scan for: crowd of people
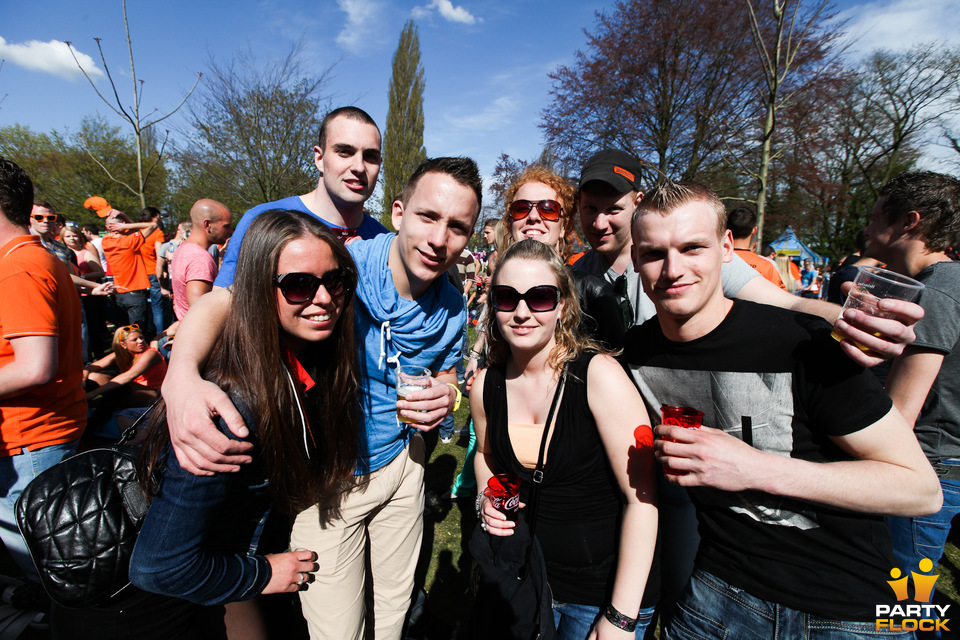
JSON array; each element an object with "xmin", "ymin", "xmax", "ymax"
[{"xmin": 0, "ymin": 103, "xmax": 958, "ymax": 640}]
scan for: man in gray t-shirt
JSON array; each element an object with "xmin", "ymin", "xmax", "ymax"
[
  {"xmin": 867, "ymin": 171, "xmax": 960, "ymax": 579},
  {"xmin": 572, "ymin": 149, "xmax": 848, "ymax": 338}
]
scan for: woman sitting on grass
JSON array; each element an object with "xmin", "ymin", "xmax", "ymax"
[{"xmin": 83, "ymin": 324, "xmax": 167, "ymax": 430}]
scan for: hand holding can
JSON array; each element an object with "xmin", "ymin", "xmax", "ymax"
[{"xmin": 485, "ymin": 473, "xmax": 521, "ymax": 522}]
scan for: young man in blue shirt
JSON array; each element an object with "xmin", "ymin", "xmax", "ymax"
[
  {"xmin": 216, "ymin": 106, "xmax": 389, "ymax": 286},
  {"xmin": 160, "ymin": 157, "xmax": 482, "ymax": 639}
]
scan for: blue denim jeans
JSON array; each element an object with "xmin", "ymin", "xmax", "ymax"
[
  {"xmin": 147, "ymin": 274, "xmax": 165, "ymax": 336},
  {"xmin": 0, "ymin": 441, "xmax": 79, "ymax": 581},
  {"xmin": 664, "ymin": 569, "xmax": 913, "ymax": 640},
  {"xmin": 552, "ymin": 601, "xmax": 655, "ymax": 640},
  {"xmin": 886, "ymin": 459, "xmax": 960, "ymax": 640}
]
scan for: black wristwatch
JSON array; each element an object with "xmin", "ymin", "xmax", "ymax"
[{"xmin": 603, "ymin": 604, "xmax": 638, "ymax": 632}]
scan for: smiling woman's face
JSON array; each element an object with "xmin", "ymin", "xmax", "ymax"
[
  {"xmin": 508, "ymin": 182, "xmax": 563, "ymax": 250},
  {"xmin": 493, "ymin": 257, "xmax": 562, "ymax": 357},
  {"xmin": 275, "ymin": 236, "xmax": 345, "ymax": 352}
]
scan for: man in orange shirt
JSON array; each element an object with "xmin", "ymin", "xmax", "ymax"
[
  {"xmin": 139, "ymin": 207, "xmax": 167, "ymax": 336},
  {"xmin": 101, "ymin": 210, "xmax": 158, "ymax": 332},
  {"xmin": 727, "ymin": 206, "xmax": 785, "ymax": 289},
  {"xmin": 0, "ymin": 157, "xmax": 86, "ymax": 581}
]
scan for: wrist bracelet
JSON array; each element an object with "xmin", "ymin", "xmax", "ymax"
[
  {"xmin": 603, "ymin": 604, "xmax": 638, "ymax": 632},
  {"xmin": 445, "ymin": 383, "xmax": 462, "ymax": 411},
  {"xmin": 475, "ymin": 491, "xmax": 485, "ymax": 518}
]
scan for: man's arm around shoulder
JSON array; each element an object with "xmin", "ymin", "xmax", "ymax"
[{"xmin": 161, "ymin": 288, "xmax": 252, "ymax": 475}]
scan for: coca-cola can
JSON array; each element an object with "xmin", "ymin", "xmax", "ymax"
[{"xmin": 486, "ymin": 473, "xmax": 521, "ymax": 521}]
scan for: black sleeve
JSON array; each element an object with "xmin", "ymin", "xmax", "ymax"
[{"xmin": 572, "ymin": 270, "xmax": 626, "ymax": 351}]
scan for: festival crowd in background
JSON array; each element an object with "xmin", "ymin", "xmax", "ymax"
[{"xmin": 0, "ymin": 104, "xmax": 958, "ymax": 640}]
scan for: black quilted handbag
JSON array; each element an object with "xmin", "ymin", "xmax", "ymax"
[{"xmin": 14, "ymin": 402, "xmax": 157, "ymax": 608}]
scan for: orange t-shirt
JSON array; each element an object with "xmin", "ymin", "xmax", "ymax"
[
  {"xmin": 140, "ymin": 228, "xmax": 165, "ymax": 275},
  {"xmin": 789, "ymin": 260, "xmax": 801, "ymax": 283},
  {"xmin": 102, "ymin": 232, "xmax": 150, "ymax": 292},
  {"xmin": 734, "ymin": 248, "xmax": 785, "ymax": 290},
  {"xmin": 132, "ymin": 348, "xmax": 167, "ymax": 390},
  {"xmin": 0, "ymin": 236, "xmax": 86, "ymax": 455}
]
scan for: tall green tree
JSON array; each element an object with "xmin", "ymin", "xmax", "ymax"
[{"xmin": 381, "ymin": 20, "xmax": 427, "ymax": 228}]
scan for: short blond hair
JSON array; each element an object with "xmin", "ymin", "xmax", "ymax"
[{"xmin": 633, "ymin": 181, "xmax": 727, "ymax": 238}]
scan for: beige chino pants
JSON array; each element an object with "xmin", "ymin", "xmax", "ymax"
[{"xmin": 291, "ymin": 434, "xmax": 425, "ymax": 640}]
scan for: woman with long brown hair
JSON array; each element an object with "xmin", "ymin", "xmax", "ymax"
[{"xmin": 127, "ymin": 210, "xmax": 360, "ymax": 634}]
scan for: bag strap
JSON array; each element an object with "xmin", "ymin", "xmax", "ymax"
[
  {"xmin": 116, "ymin": 397, "xmax": 162, "ymax": 446},
  {"xmin": 525, "ymin": 369, "xmax": 566, "ymax": 541}
]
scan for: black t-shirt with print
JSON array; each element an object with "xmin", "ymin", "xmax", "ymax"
[{"xmin": 624, "ymin": 300, "xmax": 897, "ymax": 621}]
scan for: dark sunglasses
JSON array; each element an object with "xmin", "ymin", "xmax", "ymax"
[
  {"xmin": 490, "ymin": 285, "xmax": 562, "ymax": 313},
  {"xmin": 508, "ymin": 199, "xmax": 563, "ymax": 222},
  {"xmin": 274, "ymin": 269, "xmax": 353, "ymax": 303},
  {"xmin": 31, "ymin": 214, "xmax": 57, "ymax": 222}
]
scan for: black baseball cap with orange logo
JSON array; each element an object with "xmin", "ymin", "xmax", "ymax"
[{"xmin": 578, "ymin": 149, "xmax": 643, "ymax": 194}]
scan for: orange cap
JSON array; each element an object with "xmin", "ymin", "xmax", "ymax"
[{"xmin": 83, "ymin": 196, "xmax": 113, "ymax": 217}]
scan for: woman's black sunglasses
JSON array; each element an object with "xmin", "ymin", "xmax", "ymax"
[
  {"xmin": 490, "ymin": 285, "xmax": 561, "ymax": 313},
  {"xmin": 274, "ymin": 269, "xmax": 353, "ymax": 303}
]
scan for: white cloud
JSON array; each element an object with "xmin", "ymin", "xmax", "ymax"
[
  {"xmin": 443, "ymin": 96, "xmax": 518, "ymax": 132},
  {"xmin": 336, "ymin": 0, "xmax": 384, "ymax": 54},
  {"xmin": 412, "ymin": 0, "xmax": 478, "ymax": 25},
  {"xmin": 836, "ymin": 0, "xmax": 960, "ymax": 59},
  {"xmin": 0, "ymin": 37, "xmax": 103, "ymax": 81}
]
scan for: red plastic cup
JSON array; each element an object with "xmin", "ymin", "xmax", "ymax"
[
  {"xmin": 661, "ymin": 406, "xmax": 703, "ymax": 475},
  {"xmin": 486, "ymin": 473, "xmax": 521, "ymax": 521}
]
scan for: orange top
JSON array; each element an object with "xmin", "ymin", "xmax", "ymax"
[
  {"xmin": 735, "ymin": 249, "xmax": 785, "ymax": 290},
  {"xmin": 789, "ymin": 260, "xmax": 801, "ymax": 283},
  {"xmin": 0, "ymin": 236, "xmax": 85, "ymax": 455},
  {"xmin": 102, "ymin": 232, "xmax": 150, "ymax": 292},
  {"xmin": 132, "ymin": 348, "xmax": 167, "ymax": 390},
  {"xmin": 140, "ymin": 228, "xmax": 165, "ymax": 274}
]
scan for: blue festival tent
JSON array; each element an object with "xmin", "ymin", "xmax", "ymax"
[{"xmin": 768, "ymin": 226, "xmax": 824, "ymax": 264}]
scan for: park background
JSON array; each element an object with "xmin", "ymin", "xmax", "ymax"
[
  {"xmin": 2, "ymin": 0, "xmax": 959, "ymax": 260},
  {"xmin": 1, "ymin": 1, "xmax": 960, "ymax": 637}
]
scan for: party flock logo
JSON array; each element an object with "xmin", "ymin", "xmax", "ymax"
[{"xmin": 875, "ymin": 557, "xmax": 950, "ymax": 633}]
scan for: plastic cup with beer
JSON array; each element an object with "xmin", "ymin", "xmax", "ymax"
[
  {"xmin": 661, "ymin": 406, "xmax": 704, "ymax": 476},
  {"xmin": 831, "ymin": 266, "xmax": 924, "ymax": 350},
  {"xmin": 485, "ymin": 473, "xmax": 521, "ymax": 521},
  {"xmin": 396, "ymin": 365, "xmax": 431, "ymax": 425}
]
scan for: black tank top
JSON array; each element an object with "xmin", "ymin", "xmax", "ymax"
[{"xmin": 484, "ymin": 352, "xmax": 623, "ymax": 605}]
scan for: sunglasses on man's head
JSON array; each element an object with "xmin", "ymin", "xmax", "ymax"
[
  {"xmin": 508, "ymin": 199, "xmax": 563, "ymax": 222},
  {"xmin": 31, "ymin": 214, "xmax": 57, "ymax": 222},
  {"xmin": 274, "ymin": 269, "xmax": 353, "ymax": 304},
  {"xmin": 490, "ymin": 285, "xmax": 562, "ymax": 313}
]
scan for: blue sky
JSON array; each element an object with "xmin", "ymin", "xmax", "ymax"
[{"xmin": 1, "ymin": 0, "xmax": 958, "ymax": 207}]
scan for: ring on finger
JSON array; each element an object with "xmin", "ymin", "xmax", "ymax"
[{"xmin": 296, "ymin": 573, "xmax": 305, "ymax": 586}]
